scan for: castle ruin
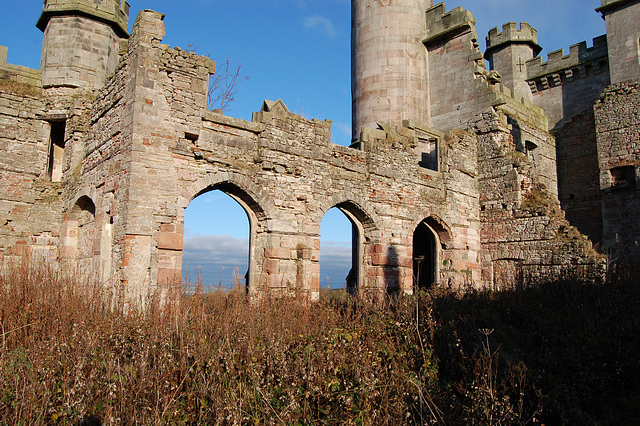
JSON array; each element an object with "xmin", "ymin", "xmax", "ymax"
[{"xmin": 1, "ymin": 0, "xmax": 638, "ymax": 304}]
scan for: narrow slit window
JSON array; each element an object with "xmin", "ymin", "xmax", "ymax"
[{"xmin": 48, "ymin": 121, "xmax": 66, "ymax": 182}]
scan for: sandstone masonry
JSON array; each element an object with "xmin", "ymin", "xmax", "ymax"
[{"xmin": 3, "ymin": 0, "xmax": 637, "ymax": 305}]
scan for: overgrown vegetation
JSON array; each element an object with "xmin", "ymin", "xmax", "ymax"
[{"xmin": 1, "ymin": 261, "xmax": 639, "ymax": 424}]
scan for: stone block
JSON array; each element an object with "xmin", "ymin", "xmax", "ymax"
[{"xmin": 157, "ymin": 232, "xmax": 183, "ymax": 250}]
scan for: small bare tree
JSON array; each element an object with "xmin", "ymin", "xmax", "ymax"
[
  {"xmin": 184, "ymin": 45, "xmax": 250, "ymax": 114},
  {"xmin": 208, "ymin": 56, "xmax": 251, "ymax": 113}
]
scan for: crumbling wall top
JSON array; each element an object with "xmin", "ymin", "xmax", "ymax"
[
  {"xmin": 424, "ymin": 2, "xmax": 476, "ymax": 46},
  {"xmin": 0, "ymin": 45, "xmax": 42, "ymax": 88},
  {"xmin": 36, "ymin": 0, "xmax": 130, "ymax": 38},
  {"xmin": 526, "ymin": 35, "xmax": 608, "ymax": 80},
  {"xmin": 129, "ymin": 9, "xmax": 165, "ymax": 47}
]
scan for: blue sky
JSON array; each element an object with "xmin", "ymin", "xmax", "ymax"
[{"xmin": 1, "ymin": 1, "xmax": 605, "ymax": 288}]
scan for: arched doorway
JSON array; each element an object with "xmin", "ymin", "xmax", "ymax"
[
  {"xmin": 413, "ymin": 220, "xmax": 437, "ymax": 290},
  {"xmin": 65, "ymin": 196, "xmax": 96, "ymax": 276},
  {"xmin": 182, "ymin": 187, "xmax": 252, "ymax": 292}
]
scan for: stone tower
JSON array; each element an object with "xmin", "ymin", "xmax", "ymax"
[
  {"xmin": 351, "ymin": 0, "xmax": 432, "ymax": 141},
  {"xmin": 36, "ymin": 0, "xmax": 130, "ymax": 89},
  {"xmin": 484, "ymin": 22, "xmax": 541, "ymax": 101},
  {"xmin": 596, "ymin": 0, "xmax": 640, "ymax": 84}
]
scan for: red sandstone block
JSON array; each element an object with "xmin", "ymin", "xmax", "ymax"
[
  {"xmin": 9, "ymin": 244, "xmax": 29, "ymax": 256},
  {"xmin": 263, "ymin": 259, "xmax": 279, "ymax": 274},
  {"xmin": 160, "ymin": 223, "xmax": 175, "ymax": 233},
  {"xmin": 371, "ymin": 254, "xmax": 388, "ymax": 266},
  {"xmin": 10, "ymin": 205, "xmax": 27, "ymax": 215},
  {"xmin": 264, "ymin": 247, "xmax": 290, "ymax": 259},
  {"xmin": 157, "ymin": 268, "xmax": 181, "ymax": 285},
  {"xmin": 264, "ymin": 273, "xmax": 286, "ymax": 287},
  {"xmin": 158, "ymin": 232, "xmax": 183, "ymax": 250},
  {"xmin": 397, "ymin": 256, "xmax": 412, "ymax": 268},
  {"xmin": 280, "ymin": 237, "xmax": 298, "ymax": 249},
  {"xmin": 309, "ymin": 249, "xmax": 320, "ymax": 262}
]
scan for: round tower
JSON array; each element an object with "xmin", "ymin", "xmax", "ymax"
[
  {"xmin": 485, "ymin": 22, "xmax": 541, "ymax": 101},
  {"xmin": 36, "ymin": 0, "xmax": 130, "ymax": 89},
  {"xmin": 351, "ymin": 0, "xmax": 432, "ymax": 141}
]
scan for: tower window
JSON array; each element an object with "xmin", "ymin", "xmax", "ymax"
[
  {"xmin": 47, "ymin": 121, "xmax": 66, "ymax": 182},
  {"xmin": 417, "ymin": 136, "xmax": 438, "ymax": 171}
]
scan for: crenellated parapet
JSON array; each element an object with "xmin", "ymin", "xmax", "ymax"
[
  {"xmin": 526, "ymin": 35, "xmax": 608, "ymax": 92},
  {"xmin": 423, "ymin": 2, "xmax": 476, "ymax": 46},
  {"xmin": 485, "ymin": 22, "xmax": 542, "ymax": 59},
  {"xmin": 0, "ymin": 46, "xmax": 42, "ymax": 88}
]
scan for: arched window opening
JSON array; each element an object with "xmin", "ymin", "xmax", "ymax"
[
  {"xmin": 413, "ymin": 220, "xmax": 437, "ymax": 291},
  {"xmin": 320, "ymin": 207, "xmax": 359, "ymax": 294},
  {"xmin": 182, "ymin": 189, "xmax": 250, "ymax": 293}
]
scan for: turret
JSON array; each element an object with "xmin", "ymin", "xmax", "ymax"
[
  {"xmin": 596, "ymin": 0, "xmax": 640, "ymax": 83},
  {"xmin": 485, "ymin": 22, "xmax": 542, "ymax": 101},
  {"xmin": 36, "ymin": 0, "xmax": 130, "ymax": 89},
  {"xmin": 351, "ymin": 0, "xmax": 433, "ymax": 141}
]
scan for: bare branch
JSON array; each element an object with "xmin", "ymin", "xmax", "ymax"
[{"xmin": 208, "ymin": 56, "xmax": 251, "ymax": 113}]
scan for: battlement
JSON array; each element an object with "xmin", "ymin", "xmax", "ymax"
[
  {"xmin": 526, "ymin": 35, "xmax": 608, "ymax": 80},
  {"xmin": 485, "ymin": 22, "xmax": 542, "ymax": 59},
  {"xmin": 0, "ymin": 46, "xmax": 42, "ymax": 88},
  {"xmin": 36, "ymin": 0, "xmax": 130, "ymax": 38},
  {"xmin": 424, "ymin": 2, "xmax": 476, "ymax": 46}
]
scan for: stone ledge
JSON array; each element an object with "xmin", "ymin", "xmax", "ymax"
[{"xmin": 202, "ymin": 110, "xmax": 266, "ymax": 134}]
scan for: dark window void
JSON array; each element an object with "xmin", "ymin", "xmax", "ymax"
[
  {"xmin": 48, "ymin": 121, "xmax": 66, "ymax": 182},
  {"xmin": 610, "ymin": 166, "xmax": 636, "ymax": 189},
  {"xmin": 417, "ymin": 137, "xmax": 438, "ymax": 171},
  {"xmin": 413, "ymin": 221, "xmax": 436, "ymax": 290}
]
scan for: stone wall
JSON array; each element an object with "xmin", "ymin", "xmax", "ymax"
[
  {"xmin": 0, "ymin": 61, "xmax": 61, "ymax": 262},
  {"xmin": 0, "ymin": 4, "xmax": 611, "ymax": 306},
  {"xmin": 594, "ymin": 81, "xmax": 640, "ymax": 261},
  {"xmin": 555, "ymin": 110, "xmax": 603, "ymax": 245},
  {"xmin": 475, "ymin": 109, "xmax": 602, "ymax": 288},
  {"xmin": 527, "ymin": 36, "xmax": 610, "ymax": 129}
]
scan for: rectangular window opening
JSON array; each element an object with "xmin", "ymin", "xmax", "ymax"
[
  {"xmin": 48, "ymin": 120, "xmax": 66, "ymax": 182},
  {"xmin": 417, "ymin": 136, "xmax": 438, "ymax": 171}
]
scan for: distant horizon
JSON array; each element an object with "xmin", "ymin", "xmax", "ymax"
[{"xmin": 0, "ymin": 0, "xmax": 606, "ymax": 288}]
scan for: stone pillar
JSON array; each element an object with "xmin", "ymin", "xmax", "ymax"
[
  {"xmin": 485, "ymin": 22, "xmax": 542, "ymax": 102},
  {"xmin": 351, "ymin": 0, "xmax": 432, "ymax": 141},
  {"xmin": 37, "ymin": 0, "xmax": 130, "ymax": 89}
]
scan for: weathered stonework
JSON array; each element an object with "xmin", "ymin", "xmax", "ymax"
[{"xmin": 6, "ymin": 0, "xmax": 639, "ymax": 305}]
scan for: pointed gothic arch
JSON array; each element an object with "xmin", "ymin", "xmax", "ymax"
[
  {"xmin": 178, "ymin": 173, "xmax": 274, "ymax": 292},
  {"xmin": 412, "ymin": 215, "xmax": 452, "ymax": 290}
]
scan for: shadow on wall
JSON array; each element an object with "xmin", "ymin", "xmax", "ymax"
[{"xmin": 384, "ymin": 246, "xmax": 400, "ymax": 293}]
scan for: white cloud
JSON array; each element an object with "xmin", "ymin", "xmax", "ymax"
[
  {"xmin": 182, "ymin": 234, "xmax": 249, "ymax": 286},
  {"xmin": 182, "ymin": 234, "xmax": 354, "ymax": 289},
  {"xmin": 304, "ymin": 15, "xmax": 338, "ymax": 38}
]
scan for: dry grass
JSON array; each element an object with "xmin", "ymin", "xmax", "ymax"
[{"xmin": 1, "ymin": 259, "xmax": 639, "ymax": 424}]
